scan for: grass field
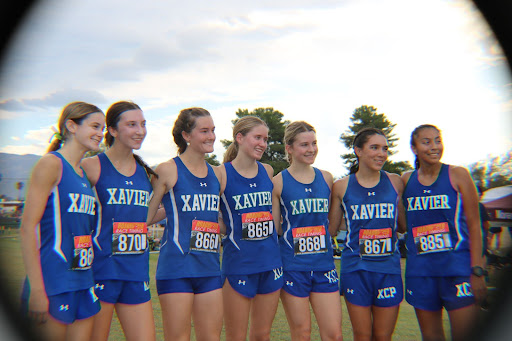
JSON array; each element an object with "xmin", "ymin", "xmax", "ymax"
[{"xmin": 0, "ymin": 231, "xmax": 483, "ymax": 340}]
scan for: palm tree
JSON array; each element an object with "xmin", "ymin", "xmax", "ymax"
[{"xmin": 15, "ymin": 181, "xmax": 24, "ymax": 201}]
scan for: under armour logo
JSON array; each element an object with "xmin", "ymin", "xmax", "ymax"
[
  {"xmin": 144, "ymin": 281, "xmax": 150, "ymax": 291},
  {"xmin": 273, "ymin": 267, "xmax": 283, "ymax": 280},
  {"xmin": 82, "ymin": 183, "xmax": 87, "ymax": 188},
  {"xmin": 347, "ymin": 288, "xmax": 354, "ymax": 294},
  {"xmin": 59, "ymin": 304, "xmax": 69, "ymax": 311},
  {"xmin": 305, "ymin": 188, "xmax": 312, "ymax": 192},
  {"xmin": 407, "ymin": 289, "xmax": 413, "ymax": 296},
  {"xmin": 95, "ymin": 283, "xmax": 104, "ymax": 290},
  {"xmin": 286, "ymin": 281, "xmax": 294, "ymax": 286},
  {"xmin": 250, "ymin": 183, "xmax": 257, "ymax": 188},
  {"xmin": 125, "ymin": 181, "xmax": 133, "ymax": 185},
  {"xmin": 238, "ymin": 280, "xmax": 246, "ymax": 286},
  {"xmin": 200, "ymin": 182, "xmax": 207, "ymax": 187},
  {"xmin": 368, "ymin": 192, "xmax": 375, "ymax": 196},
  {"xmin": 423, "ymin": 189, "xmax": 431, "ymax": 194}
]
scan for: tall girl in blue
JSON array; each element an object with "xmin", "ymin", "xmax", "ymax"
[
  {"xmin": 273, "ymin": 121, "xmax": 343, "ymax": 341},
  {"xmin": 20, "ymin": 102, "xmax": 104, "ymax": 341},
  {"xmin": 220, "ymin": 116, "xmax": 283, "ymax": 341},
  {"xmin": 81, "ymin": 101, "xmax": 157, "ymax": 341},
  {"xmin": 402, "ymin": 125, "xmax": 485, "ymax": 341},
  {"xmin": 329, "ymin": 127, "xmax": 406, "ymax": 341},
  {"xmin": 146, "ymin": 108, "xmax": 223, "ymax": 341}
]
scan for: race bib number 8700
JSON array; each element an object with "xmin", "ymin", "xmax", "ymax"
[
  {"xmin": 112, "ymin": 222, "xmax": 148, "ymax": 255},
  {"xmin": 241, "ymin": 211, "xmax": 274, "ymax": 240},
  {"xmin": 413, "ymin": 222, "xmax": 452, "ymax": 255}
]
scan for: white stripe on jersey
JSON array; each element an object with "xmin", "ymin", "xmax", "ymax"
[
  {"xmin": 169, "ymin": 189, "xmax": 184, "ymax": 254},
  {"xmin": 454, "ymin": 193, "xmax": 463, "ymax": 250},
  {"xmin": 52, "ymin": 187, "xmax": 67, "ymax": 262},
  {"xmin": 341, "ymin": 200, "xmax": 354, "ymax": 252},
  {"xmin": 221, "ymin": 193, "xmax": 240, "ymax": 250},
  {"xmin": 280, "ymin": 197, "xmax": 293, "ymax": 249},
  {"xmin": 92, "ymin": 187, "xmax": 103, "ymax": 250}
]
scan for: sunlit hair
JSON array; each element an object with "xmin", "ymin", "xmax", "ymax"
[
  {"xmin": 172, "ymin": 107, "xmax": 211, "ymax": 155},
  {"xmin": 105, "ymin": 101, "xmax": 141, "ymax": 147},
  {"xmin": 410, "ymin": 124, "xmax": 441, "ymax": 170},
  {"xmin": 47, "ymin": 102, "xmax": 103, "ymax": 153},
  {"xmin": 223, "ymin": 116, "xmax": 268, "ymax": 163},
  {"xmin": 284, "ymin": 121, "xmax": 316, "ymax": 164},
  {"xmin": 350, "ymin": 127, "xmax": 387, "ymax": 174},
  {"xmin": 104, "ymin": 100, "xmax": 158, "ymax": 178}
]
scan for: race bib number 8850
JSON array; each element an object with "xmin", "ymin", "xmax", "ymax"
[
  {"xmin": 241, "ymin": 211, "xmax": 274, "ymax": 240},
  {"xmin": 413, "ymin": 222, "xmax": 452, "ymax": 255}
]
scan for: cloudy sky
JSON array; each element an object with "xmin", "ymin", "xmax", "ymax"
[{"xmin": 0, "ymin": 0, "xmax": 510, "ymax": 178}]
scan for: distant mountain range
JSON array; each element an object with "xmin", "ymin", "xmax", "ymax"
[{"xmin": 0, "ymin": 153, "xmax": 41, "ymax": 200}]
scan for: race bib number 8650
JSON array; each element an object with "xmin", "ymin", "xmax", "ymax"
[{"xmin": 241, "ymin": 211, "xmax": 274, "ymax": 240}]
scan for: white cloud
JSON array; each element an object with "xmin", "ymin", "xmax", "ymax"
[{"xmin": 0, "ymin": 0, "xmax": 510, "ymax": 178}]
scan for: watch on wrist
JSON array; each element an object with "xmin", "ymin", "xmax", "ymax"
[{"xmin": 471, "ymin": 266, "xmax": 488, "ymax": 277}]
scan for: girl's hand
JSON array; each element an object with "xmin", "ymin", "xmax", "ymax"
[{"xmin": 27, "ymin": 288, "xmax": 49, "ymax": 324}]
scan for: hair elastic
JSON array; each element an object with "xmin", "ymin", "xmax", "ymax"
[{"xmin": 49, "ymin": 126, "xmax": 63, "ymax": 143}]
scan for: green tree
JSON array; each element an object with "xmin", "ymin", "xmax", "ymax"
[
  {"xmin": 84, "ymin": 142, "xmax": 107, "ymax": 158},
  {"xmin": 339, "ymin": 105, "xmax": 412, "ymax": 175},
  {"xmin": 469, "ymin": 150, "xmax": 512, "ymax": 192},
  {"xmin": 221, "ymin": 108, "xmax": 290, "ymax": 174},
  {"xmin": 205, "ymin": 153, "xmax": 220, "ymax": 166}
]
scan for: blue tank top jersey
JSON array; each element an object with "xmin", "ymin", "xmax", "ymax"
[
  {"xmin": 403, "ymin": 164, "xmax": 471, "ymax": 277},
  {"xmin": 279, "ymin": 168, "xmax": 335, "ymax": 271},
  {"xmin": 38, "ymin": 152, "xmax": 96, "ymax": 296},
  {"xmin": 341, "ymin": 171, "xmax": 401, "ymax": 275},
  {"xmin": 220, "ymin": 162, "xmax": 282, "ymax": 275},
  {"xmin": 92, "ymin": 153, "xmax": 152, "ymax": 281},
  {"xmin": 156, "ymin": 157, "xmax": 221, "ymax": 280}
]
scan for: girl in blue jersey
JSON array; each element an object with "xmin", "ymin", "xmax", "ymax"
[
  {"xmin": 402, "ymin": 124, "xmax": 486, "ymax": 341},
  {"xmin": 220, "ymin": 115, "xmax": 283, "ymax": 341},
  {"xmin": 146, "ymin": 108, "xmax": 223, "ymax": 341},
  {"xmin": 81, "ymin": 101, "xmax": 157, "ymax": 341},
  {"xmin": 20, "ymin": 102, "xmax": 104, "ymax": 341},
  {"xmin": 329, "ymin": 127, "xmax": 406, "ymax": 341},
  {"xmin": 273, "ymin": 121, "xmax": 343, "ymax": 341}
]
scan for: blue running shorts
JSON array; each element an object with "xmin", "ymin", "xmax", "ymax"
[
  {"xmin": 225, "ymin": 267, "xmax": 284, "ymax": 298},
  {"xmin": 341, "ymin": 270, "xmax": 403, "ymax": 308},
  {"xmin": 406, "ymin": 276, "xmax": 475, "ymax": 311},
  {"xmin": 282, "ymin": 269, "xmax": 339, "ymax": 297}
]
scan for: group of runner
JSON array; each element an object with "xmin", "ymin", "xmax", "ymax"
[{"xmin": 20, "ymin": 101, "xmax": 486, "ymax": 341}]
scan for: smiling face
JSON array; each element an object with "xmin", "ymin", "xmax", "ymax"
[
  {"xmin": 355, "ymin": 133, "xmax": 389, "ymax": 171},
  {"xmin": 287, "ymin": 130, "xmax": 318, "ymax": 165},
  {"xmin": 412, "ymin": 127, "xmax": 443, "ymax": 165},
  {"xmin": 109, "ymin": 109, "xmax": 147, "ymax": 150},
  {"xmin": 237, "ymin": 123, "xmax": 268, "ymax": 160},
  {"xmin": 182, "ymin": 115, "xmax": 216, "ymax": 154},
  {"xmin": 69, "ymin": 112, "xmax": 105, "ymax": 151}
]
